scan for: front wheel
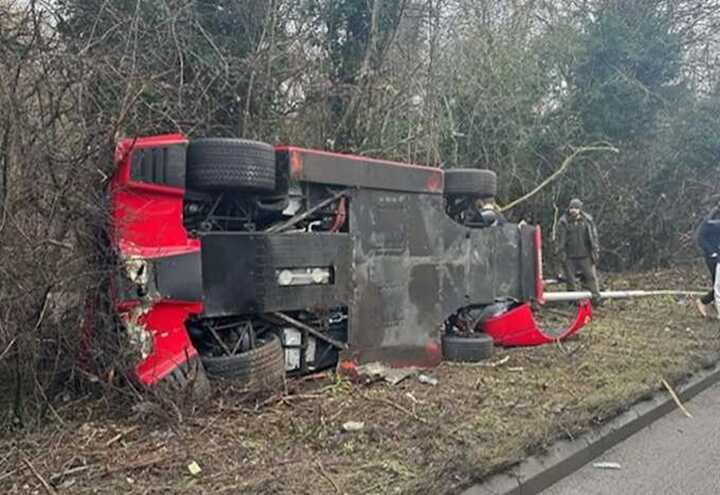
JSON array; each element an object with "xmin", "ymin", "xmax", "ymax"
[{"xmin": 200, "ymin": 334, "xmax": 285, "ymax": 390}]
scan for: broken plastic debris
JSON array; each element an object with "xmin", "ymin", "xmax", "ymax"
[
  {"xmin": 187, "ymin": 461, "xmax": 202, "ymax": 475},
  {"xmin": 342, "ymin": 421, "xmax": 365, "ymax": 432},
  {"xmin": 417, "ymin": 374, "xmax": 438, "ymax": 386},
  {"xmin": 592, "ymin": 462, "xmax": 621, "ymax": 470},
  {"xmin": 355, "ymin": 362, "xmax": 417, "ymax": 385}
]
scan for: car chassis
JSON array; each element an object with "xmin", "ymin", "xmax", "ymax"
[{"xmin": 108, "ymin": 133, "xmax": 589, "ymax": 390}]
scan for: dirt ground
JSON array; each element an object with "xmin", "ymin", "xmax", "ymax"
[{"xmin": 2, "ymin": 266, "xmax": 719, "ymax": 494}]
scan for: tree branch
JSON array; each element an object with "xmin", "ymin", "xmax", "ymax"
[{"xmin": 500, "ymin": 144, "xmax": 619, "ymax": 212}]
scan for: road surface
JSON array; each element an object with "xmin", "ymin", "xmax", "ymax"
[{"xmin": 542, "ymin": 383, "xmax": 720, "ymax": 495}]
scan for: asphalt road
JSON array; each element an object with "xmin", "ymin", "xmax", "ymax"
[{"xmin": 542, "ymin": 383, "xmax": 720, "ymax": 495}]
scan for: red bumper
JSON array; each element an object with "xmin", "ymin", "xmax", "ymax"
[
  {"xmin": 111, "ymin": 133, "xmax": 202, "ymax": 386},
  {"xmin": 481, "ymin": 301, "xmax": 592, "ymax": 346}
]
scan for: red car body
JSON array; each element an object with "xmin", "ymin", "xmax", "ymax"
[{"xmin": 108, "ymin": 134, "xmax": 590, "ymax": 387}]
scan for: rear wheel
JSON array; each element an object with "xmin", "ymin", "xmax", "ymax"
[
  {"xmin": 186, "ymin": 138, "xmax": 276, "ymax": 192},
  {"xmin": 444, "ymin": 168, "xmax": 497, "ymax": 197},
  {"xmin": 442, "ymin": 333, "xmax": 495, "ymax": 362}
]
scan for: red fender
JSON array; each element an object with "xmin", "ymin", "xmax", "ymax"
[
  {"xmin": 110, "ymin": 133, "xmax": 202, "ymax": 386},
  {"xmin": 481, "ymin": 300, "xmax": 592, "ymax": 347}
]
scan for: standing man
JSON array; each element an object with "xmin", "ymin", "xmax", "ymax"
[
  {"xmin": 695, "ymin": 204, "xmax": 720, "ymax": 318},
  {"xmin": 556, "ymin": 198, "xmax": 603, "ymax": 305}
]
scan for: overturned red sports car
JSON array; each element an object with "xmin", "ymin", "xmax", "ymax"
[{"xmin": 107, "ymin": 134, "xmax": 590, "ymax": 392}]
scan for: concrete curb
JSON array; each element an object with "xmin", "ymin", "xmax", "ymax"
[{"xmin": 461, "ymin": 365, "xmax": 720, "ymax": 495}]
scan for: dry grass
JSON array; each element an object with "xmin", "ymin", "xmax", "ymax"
[{"xmin": 1, "ymin": 266, "xmax": 719, "ymax": 494}]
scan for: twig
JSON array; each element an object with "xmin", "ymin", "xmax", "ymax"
[
  {"xmin": 49, "ymin": 464, "xmax": 93, "ymax": 482},
  {"xmin": 0, "ymin": 336, "xmax": 17, "ymax": 361},
  {"xmin": 46, "ymin": 239, "xmax": 73, "ymax": 250},
  {"xmin": 104, "ymin": 454, "xmax": 165, "ymax": 474},
  {"xmin": 315, "ymin": 461, "xmax": 340, "ymax": 493},
  {"xmin": 105, "ymin": 425, "xmax": 140, "ymax": 446},
  {"xmin": 661, "ymin": 378, "xmax": 693, "ymax": 418},
  {"xmin": 361, "ymin": 393, "xmax": 428, "ymax": 424},
  {"xmin": 23, "ymin": 457, "xmax": 57, "ymax": 495},
  {"xmin": 0, "ymin": 469, "xmax": 18, "ymax": 482}
]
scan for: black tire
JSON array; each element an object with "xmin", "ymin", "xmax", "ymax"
[
  {"xmin": 444, "ymin": 168, "xmax": 497, "ymax": 197},
  {"xmin": 154, "ymin": 356, "xmax": 212, "ymax": 401},
  {"xmin": 200, "ymin": 334, "xmax": 285, "ymax": 389},
  {"xmin": 442, "ymin": 333, "xmax": 495, "ymax": 362},
  {"xmin": 186, "ymin": 138, "xmax": 276, "ymax": 192}
]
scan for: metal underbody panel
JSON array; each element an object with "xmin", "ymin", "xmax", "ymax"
[
  {"xmin": 345, "ymin": 189, "xmax": 536, "ymax": 366},
  {"xmin": 201, "ymin": 232, "xmax": 352, "ymax": 317},
  {"xmin": 200, "ymin": 187, "xmax": 537, "ymax": 368}
]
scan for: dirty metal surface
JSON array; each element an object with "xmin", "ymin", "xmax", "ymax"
[
  {"xmin": 276, "ymin": 147, "xmax": 444, "ymax": 194},
  {"xmin": 198, "ymin": 188, "xmax": 536, "ymax": 368},
  {"xmin": 345, "ymin": 189, "xmax": 536, "ymax": 367},
  {"xmin": 200, "ymin": 232, "xmax": 352, "ymax": 317}
]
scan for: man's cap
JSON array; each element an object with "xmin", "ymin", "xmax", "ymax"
[{"xmin": 569, "ymin": 198, "xmax": 583, "ymax": 209}]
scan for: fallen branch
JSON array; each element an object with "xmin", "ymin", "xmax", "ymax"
[
  {"xmin": 49, "ymin": 464, "xmax": 93, "ymax": 482},
  {"xmin": 105, "ymin": 425, "xmax": 140, "ymax": 447},
  {"xmin": 501, "ymin": 144, "xmax": 619, "ymax": 212},
  {"xmin": 661, "ymin": 378, "xmax": 692, "ymax": 418},
  {"xmin": 23, "ymin": 457, "xmax": 57, "ymax": 495},
  {"xmin": 104, "ymin": 454, "xmax": 166, "ymax": 474},
  {"xmin": 315, "ymin": 460, "xmax": 340, "ymax": 493},
  {"xmin": 360, "ymin": 393, "xmax": 428, "ymax": 424}
]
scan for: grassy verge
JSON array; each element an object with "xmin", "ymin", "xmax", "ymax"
[{"xmin": 1, "ymin": 268, "xmax": 718, "ymax": 494}]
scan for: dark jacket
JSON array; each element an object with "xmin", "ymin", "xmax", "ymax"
[
  {"xmin": 556, "ymin": 211, "xmax": 600, "ymax": 261},
  {"xmin": 697, "ymin": 206, "xmax": 720, "ymax": 256}
]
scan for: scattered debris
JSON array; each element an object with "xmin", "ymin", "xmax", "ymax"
[
  {"xmin": 405, "ymin": 392, "xmax": 422, "ymax": 404},
  {"xmin": 592, "ymin": 462, "xmax": 622, "ymax": 470},
  {"xmin": 342, "ymin": 421, "xmax": 365, "ymax": 432},
  {"xmin": 355, "ymin": 362, "xmax": 418, "ymax": 385},
  {"xmin": 417, "ymin": 374, "xmax": 438, "ymax": 386},
  {"xmin": 106, "ymin": 426, "xmax": 140, "ymax": 447},
  {"xmin": 446, "ymin": 355, "xmax": 511, "ymax": 368},
  {"xmin": 187, "ymin": 461, "xmax": 202, "ymax": 476},
  {"xmin": 131, "ymin": 402, "xmax": 159, "ymax": 415},
  {"xmin": 2, "ymin": 269, "xmax": 718, "ymax": 495},
  {"xmin": 59, "ymin": 479, "xmax": 76, "ymax": 490},
  {"xmin": 490, "ymin": 355, "xmax": 511, "ymax": 367}
]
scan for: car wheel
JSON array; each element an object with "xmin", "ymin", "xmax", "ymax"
[
  {"xmin": 444, "ymin": 168, "xmax": 497, "ymax": 197},
  {"xmin": 442, "ymin": 333, "xmax": 495, "ymax": 362},
  {"xmin": 155, "ymin": 356, "xmax": 212, "ymax": 400},
  {"xmin": 186, "ymin": 138, "xmax": 276, "ymax": 192},
  {"xmin": 200, "ymin": 334, "xmax": 285, "ymax": 390}
]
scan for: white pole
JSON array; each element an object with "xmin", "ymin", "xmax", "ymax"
[{"xmin": 543, "ymin": 289, "xmax": 705, "ymax": 302}]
